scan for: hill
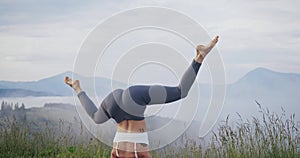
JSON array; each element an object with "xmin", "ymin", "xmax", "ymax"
[{"xmin": 0, "ymin": 71, "xmax": 125, "ymax": 97}]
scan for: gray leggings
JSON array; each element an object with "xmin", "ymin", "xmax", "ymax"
[{"xmin": 77, "ymin": 59, "xmax": 201, "ymax": 124}]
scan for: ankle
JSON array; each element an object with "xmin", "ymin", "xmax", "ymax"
[
  {"xmin": 195, "ymin": 54, "xmax": 204, "ymax": 63},
  {"xmin": 74, "ymin": 88, "xmax": 82, "ymax": 94}
]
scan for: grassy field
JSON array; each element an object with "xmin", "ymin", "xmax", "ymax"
[{"xmin": 0, "ymin": 105, "xmax": 299, "ymax": 158}]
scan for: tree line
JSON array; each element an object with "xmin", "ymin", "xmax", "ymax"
[{"xmin": 1, "ymin": 101, "xmax": 26, "ymax": 112}]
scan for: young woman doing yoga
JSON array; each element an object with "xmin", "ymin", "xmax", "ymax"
[{"xmin": 65, "ymin": 36, "xmax": 219, "ymax": 158}]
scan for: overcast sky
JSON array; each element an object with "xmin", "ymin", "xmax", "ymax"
[{"xmin": 0, "ymin": 0, "xmax": 299, "ymax": 83}]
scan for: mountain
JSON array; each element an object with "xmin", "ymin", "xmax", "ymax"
[
  {"xmin": 1, "ymin": 67, "xmax": 299, "ymax": 140},
  {"xmin": 0, "ymin": 68, "xmax": 299, "ymax": 121},
  {"xmin": 232, "ymin": 67, "xmax": 300, "ymax": 93},
  {"xmin": 0, "ymin": 71, "xmax": 74, "ymax": 97},
  {"xmin": 228, "ymin": 67, "xmax": 300, "ymax": 103},
  {"xmin": 0, "ymin": 71, "xmax": 125, "ymax": 97},
  {"xmin": 220, "ymin": 67, "xmax": 300, "ymax": 120}
]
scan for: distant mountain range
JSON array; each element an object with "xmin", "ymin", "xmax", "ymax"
[
  {"xmin": 0, "ymin": 67, "xmax": 299, "ymax": 120},
  {"xmin": 0, "ymin": 71, "xmax": 125, "ymax": 97},
  {"xmin": 0, "ymin": 67, "xmax": 299, "ymax": 141},
  {"xmin": 222, "ymin": 67, "xmax": 300, "ymax": 120},
  {"xmin": 0, "ymin": 71, "xmax": 74, "ymax": 97},
  {"xmin": 1, "ymin": 68, "xmax": 299, "ymax": 98}
]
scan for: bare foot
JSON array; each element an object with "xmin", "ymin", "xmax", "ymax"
[
  {"xmin": 65, "ymin": 76, "xmax": 82, "ymax": 94},
  {"xmin": 195, "ymin": 36, "xmax": 219, "ymax": 63}
]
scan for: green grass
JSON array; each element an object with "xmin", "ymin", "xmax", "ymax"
[
  {"xmin": 0, "ymin": 105, "xmax": 299, "ymax": 158},
  {"xmin": 206, "ymin": 105, "xmax": 300, "ymax": 158},
  {"xmin": 0, "ymin": 115, "xmax": 112, "ymax": 158}
]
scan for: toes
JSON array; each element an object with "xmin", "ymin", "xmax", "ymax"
[
  {"xmin": 65, "ymin": 76, "xmax": 73, "ymax": 87},
  {"xmin": 65, "ymin": 76, "xmax": 71, "ymax": 83},
  {"xmin": 213, "ymin": 36, "xmax": 219, "ymax": 43}
]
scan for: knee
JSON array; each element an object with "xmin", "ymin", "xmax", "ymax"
[
  {"xmin": 178, "ymin": 87, "xmax": 188, "ymax": 99},
  {"xmin": 181, "ymin": 91, "xmax": 188, "ymax": 99},
  {"xmin": 92, "ymin": 116, "xmax": 106, "ymax": 124},
  {"xmin": 172, "ymin": 86, "xmax": 188, "ymax": 100},
  {"xmin": 92, "ymin": 112, "xmax": 109, "ymax": 124},
  {"xmin": 93, "ymin": 119, "xmax": 106, "ymax": 124}
]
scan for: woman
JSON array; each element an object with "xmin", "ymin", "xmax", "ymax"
[{"xmin": 65, "ymin": 36, "xmax": 219, "ymax": 158}]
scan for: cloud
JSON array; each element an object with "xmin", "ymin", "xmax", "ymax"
[{"xmin": 0, "ymin": 0, "xmax": 299, "ymax": 83}]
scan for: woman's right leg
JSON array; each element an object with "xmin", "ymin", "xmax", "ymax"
[
  {"xmin": 77, "ymin": 91, "xmax": 109, "ymax": 124},
  {"xmin": 65, "ymin": 77, "xmax": 109, "ymax": 124}
]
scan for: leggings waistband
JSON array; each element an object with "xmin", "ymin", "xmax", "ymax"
[
  {"xmin": 113, "ymin": 132, "xmax": 149, "ymax": 144},
  {"xmin": 113, "ymin": 132, "xmax": 149, "ymax": 158}
]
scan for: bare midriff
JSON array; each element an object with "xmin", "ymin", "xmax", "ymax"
[{"xmin": 117, "ymin": 119, "xmax": 147, "ymax": 133}]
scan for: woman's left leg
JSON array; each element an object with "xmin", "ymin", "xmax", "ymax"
[
  {"xmin": 122, "ymin": 36, "xmax": 218, "ymax": 107},
  {"xmin": 124, "ymin": 59, "xmax": 201, "ymax": 107}
]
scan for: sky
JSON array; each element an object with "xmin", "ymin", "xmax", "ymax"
[{"xmin": 0, "ymin": 0, "xmax": 300, "ymax": 83}]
